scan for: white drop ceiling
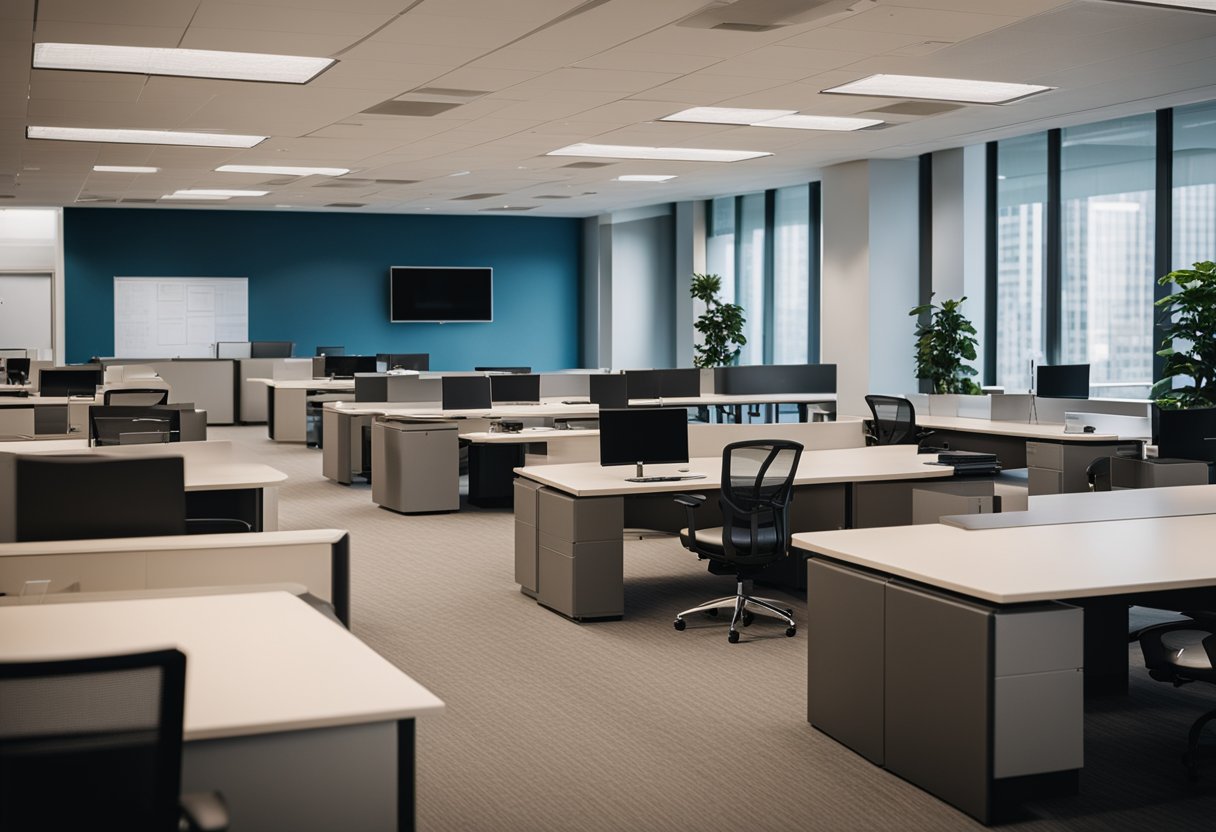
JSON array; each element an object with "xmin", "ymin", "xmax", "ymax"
[{"xmin": 3, "ymin": 0, "xmax": 1216, "ymax": 217}]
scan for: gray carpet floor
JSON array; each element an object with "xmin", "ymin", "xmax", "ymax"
[{"xmin": 217, "ymin": 426, "xmax": 1216, "ymax": 831}]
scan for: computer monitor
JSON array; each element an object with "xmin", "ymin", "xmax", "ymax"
[
  {"xmin": 1036, "ymin": 364, "xmax": 1089, "ymax": 399},
  {"xmin": 324, "ymin": 355, "xmax": 376, "ymax": 378},
  {"xmin": 1156, "ymin": 407, "xmax": 1216, "ymax": 466},
  {"xmin": 250, "ymin": 341, "xmax": 294, "ymax": 358},
  {"xmin": 316, "ymin": 345, "xmax": 345, "ymax": 356},
  {"xmin": 475, "ymin": 366, "xmax": 531, "ymax": 374},
  {"xmin": 624, "ymin": 370, "xmax": 661, "ymax": 400},
  {"xmin": 442, "ymin": 376, "xmax": 492, "ymax": 410},
  {"xmin": 656, "ymin": 368, "xmax": 701, "ymax": 398},
  {"xmin": 377, "ymin": 353, "xmax": 430, "ymax": 372},
  {"xmin": 598, "ymin": 407, "xmax": 689, "ymax": 479},
  {"xmin": 215, "ymin": 341, "xmax": 251, "ymax": 359},
  {"xmin": 89, "ymin": 405, "xmax": 180, "ymax": 446},
  {"xmin": 38, "ymin": 367, "xmax": 103, "ymax": 397},
  {"xmin": 5, "ymin": 357, "xmax": 30, "ymax": 384},
  {"xmin": 589, "ymin": 374, "xmax": 628, "ymax": 409},
  {"xmin": 490, "ymin": 373, "xmax": 540, "ymax": 404}
]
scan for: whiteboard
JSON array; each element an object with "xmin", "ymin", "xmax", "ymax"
[{"xmin": 114, "ymin": 277, "xmax": 248, "ymax": 358}]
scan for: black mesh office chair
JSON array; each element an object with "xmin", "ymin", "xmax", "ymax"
[
  {"xmin": 103, "ymin": 387, "xmax": 170, "ymax": 406},
  {"xmin": 0, "ymin": 649, "xmax": 228, "ymax": 831},
  {"xmin": 864, "ymin": 394, "xmax": 935, "ymax": 447},
  {"xmin": 673, "ymin": 439, "xmax": 803, "ymax": 643},
  {"xmin": 1139, "ymin": 613, "xmax": 1216, "ymax": 779}
]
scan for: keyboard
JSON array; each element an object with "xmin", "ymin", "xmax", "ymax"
[{"xmin": 626, "ymin": 474, "xmax": 707, "ymax": 483}]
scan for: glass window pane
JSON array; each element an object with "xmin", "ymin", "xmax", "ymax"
[
  {"xmin": 737, "ymin": 192, "xmax": 766, "ymax": 365},
  {"xmin": 706, "ymin": 197, "xmax": 736, "ymax": 302},
  {"xmin": 1060, "ymin": 114, "xmax": 1156, "ymax": 397},
  {"xmin": 1174, "ymin": 100, "xmax": 1216, "ymax": 271},
  {"xmin": 995, "ymin": 133, "xmax": 1048, "ymax": 393},
  {"xmin": 773, "ymin": 185, "xmax": 809, "ymax": 365}
]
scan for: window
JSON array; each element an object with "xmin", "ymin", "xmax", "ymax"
[
  {"xmin": 773, "ymin": 185, "xmax": 810, "ymax": 364},
  {"xmin": 1060, "ymin": 114, "xmax": 1156, "ymax": 397},
  {"xmin": 736, "ymin": 193, "xmax": 766, "ymax": 365},
  {"xmin": 1174, "ymin": 101, "xmax": 1216, "ymax": 271},
  {"xmin": 706, "ymin": 197, "xmax": 736, "ymax": 301},
  {"xmin": 994, "ymin": 133, "xmax": 1048, "ymax": 393}
]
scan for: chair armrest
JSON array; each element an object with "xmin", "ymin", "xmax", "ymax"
[
  {"xmin": 673, "ymin": 493, "xmax": 706, "ymax": 508},
  {"xmin": 186, "ymin": 518, "xmax": 254, "ymax": 535},
  {"xmin": 180, "ymin": 792, "xmax": 229, "ymax": 832}
]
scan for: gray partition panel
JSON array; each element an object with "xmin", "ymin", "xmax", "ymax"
[{"xmin": 713, "ymin": 363, "xmax": 837, "ymax": 395}]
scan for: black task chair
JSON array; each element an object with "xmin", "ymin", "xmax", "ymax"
[
  {"xmin": 673, "ymin": 439, "xmax": 803, "ymax": 643},
  {"xmin": 103, "ymin": 387, "xmax": 170, "ymax": 406},
  {"xmin": 864, "ymin": 394, "xmax": 935, "ymax": 448},
  {"xmin": 0, "ymin": 649, "xmax": 228, "ymax": 831},
  {"xmin": 1138, "ymin": 613, "xmax": 1216, "ymax": 780}
]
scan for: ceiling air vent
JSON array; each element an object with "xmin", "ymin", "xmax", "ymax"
[
  {"xmin": 325, "ymin": 203, "xmax": 366, "ymax": 208},
  {"xmin": 452, "ymin": 193, "xmax": 504, "ymax": 201},
  {"xmin": 481, "ymin": 206, "xmax": 535, "ymax": 212},
  {"xmin": 560, "ymin": 161, "xmax": 612, "ymax": 169},
  {"xmin": 535, "ymin": 195, "xmax": 573, "ymax": 199},
  {"xmin": 362, "ymin": 100, "xmax": 462, "ymax": 117},
  {"xmin": 863, "ymin": 101, "xmax": 963, "ymax": 117},
  {"xmin": 678, "ymin": 0, "xmax": 877, "ymax": 30}
]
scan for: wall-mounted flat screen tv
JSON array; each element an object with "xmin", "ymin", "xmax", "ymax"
[{"xmin": 390, "ymin": 266, "xmax": 493, "ymax": 323}]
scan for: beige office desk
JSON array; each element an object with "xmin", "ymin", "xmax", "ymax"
[
  {"xmin": 0, "ymin": 393, "xmax": 97, "ymax": 435},
  {"xmin": 512, "ymin": 446, "xmax": 993, "ymax": 620},
  {"xmin": 792, "ymin": 516, "xmax": 1216, "ymax": 824},
  {"xmin": 0, "ymin": 439, "xmax": 287, "ymax": 530},
  {"xmin": 941, "ymin": 483, "xmax": 1216, "ymax": 530},
  {"xmin": 0, "ymin": 591, "xmax": 443, "ymax": 831},
  {"xmin": 249, "ymin": 378, "xmax": 356, "ymax": 443}
]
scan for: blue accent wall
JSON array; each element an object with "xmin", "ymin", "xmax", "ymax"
[{"xmin": 64, "ymin": 207, "xmax": 582, "ymax": 369}]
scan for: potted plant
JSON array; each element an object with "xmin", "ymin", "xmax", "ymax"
[
  {"xmin": 690, "ymin": 273, "xmax": 746, "ymax": 368},
  {"xmin": 1152, "ymin": 260, "xmax": 1216, "ymax": 409},
  {"xmin": 909, "ymin": 294, "xmax": 982, "ymax": 394}
]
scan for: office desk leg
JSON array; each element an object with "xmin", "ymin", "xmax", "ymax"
[
  {"xmin": 266, "ymin": 388, "xmax": 276, "ymax": 439},
  {"xmin": 1073, "ymin": 599, "xmax": 1130, "ymax": 697},
  {"xmin": 399, "ymin": 719, "xmax": 416, "ymax": 832}
]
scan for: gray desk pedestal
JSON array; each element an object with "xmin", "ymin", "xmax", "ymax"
[
  {"xmin": 371, "ymin": 419, "xmax": 458, "ymax": 514},
  {"xmin": 807, "ymin": 558, "xmax": 1083, "ymax": 824}
]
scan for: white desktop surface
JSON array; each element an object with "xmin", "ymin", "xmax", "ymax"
[
  {"xmin": 516, "ymin": 445, "xmax": 951, "ymax": 497},
  {"xmin": 916, "ymin": 414, "xmax": 1133, "ymax": 441},
  {"xmin": 0, "ymin": 591, "xmax": 444, "ymax": 741},
  {"xmin": 793, "ymin": 513, "xmax": 1216, "ymax": 604},
  {"xmin": 460, "ymin": 427, "xmax": 599, "ymax": 443},
  {"xmin": 0, "ymin": 395, "xmax": 91, "ymax": 407},
  {"xmin": 248, "ymin": 378, "xmax": 356, "ymax": 391},
  {"xmin": 942, "ymin": 484, "xmax": 1216, "ymax": 530}
]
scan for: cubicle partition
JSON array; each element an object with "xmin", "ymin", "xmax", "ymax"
[
  {"xmin": 101, "ymin": 358, "xmax": 236, "ymax": 424},
  {"xmin": 713, "ymin": 363, "xmax": 837, "ymax": 396}
]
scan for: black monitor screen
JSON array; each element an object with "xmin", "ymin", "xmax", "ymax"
[
  {"xmin": 442, "ymin": 376, "xmax": 491, "ymax": 410},
  {"xmin": 250, "ymin": 341, "xmax": 294, "ymax": 358},
  {"xmin": 590, "ymin": 375, "xmax": 628, "ymax": 409},
  {"xmin": 1037, "ymin": 364, "xmax": 1089, "ymax": 399},
  {"xmin": 599, "ymin": 408, "xmax": 689, "ymax": 467},
  {"xmin": 316, "ymin": 346, "xmax": 345, "ymax": 356},
  {"xmin": 490, "ymin": 374, "xmax": 540, "ymax": 403},
  {"xmin": 475, "ymin": 366, "xmax": 530, "ymax": 373},
  {"xmin": 391, "ymin": 267, "xmax": 492, "ymax": 322},
  {"xmin": 1157, "ymin": 407, "xmax": 1216, "ymax": 464},
  {"xmin": 378, "ymin": 353, "xmax": 430, "ymax": 371},
  {"xmin": 5, "ymin": 357, "xmax": 30, "ymax": 384},
  {"xmin": 625, "ymin": 370, "xmax": 661, "ymax": 400},
  {"xmin": 657, "ymin": 368, "xmax": 701, "ymax": 398},
  {"xmin": 325, "ymin": 355, "xmax": 377, "ymax": 378},
  {"xmin": 89, "ymin": 405, "xmax": 180, "ymax": 446},
  {"xmin": 39, "ymin": 367, "xmax": 102, "ymax": 397}
]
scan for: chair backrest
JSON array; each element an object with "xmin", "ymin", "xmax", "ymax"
[
  {"xmin": 865, "ymin": 395, "xmax": 919, "ymax": 445},
  {"xmin": 718, "ymin": 439, "xmax": 803, "ymax": 563},
  {"xmin": 0, "ymin": 649, "xmax": 187, "ymax": 831},
  {"xmin": 12, "ymin": 454, "xmax": 188, "ymax": 541},
  {"xmin": 103, "ymin": 387, "xmax": 170, "ymax": 407},
  {"xmin": 5, "ymin": 357, "xmax": 30, "ymax": 384}
]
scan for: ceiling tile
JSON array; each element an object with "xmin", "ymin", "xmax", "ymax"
[
  {"xmin": 831, "ymin": 6, "xmax": 1020, "ymax": 40},
  {"xmin": 37, "ymin": 0, "xmax": 199, "ymax": 27},
  {"xmin": 191, "ymin": 2, "xmax": 393, "ymax": 36},
  {"xmin": 31, "ymin": 20, "xmax": 186, "ymax": 47}
]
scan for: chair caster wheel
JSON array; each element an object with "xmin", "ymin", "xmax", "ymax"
[
  {"xmin": 741, "ymin": 611, "xmax": 754, "ymax": 627},
  {"xmin": 674, "ymin": 619, "xmax": 686, "ymax": 631},
  {"xmin": 728, "ymin": 630, "xmax": 740, "ymax": 644},
  {"xmin": 785, "ymin": 627, "xmax": 797, "ymax": 637}
]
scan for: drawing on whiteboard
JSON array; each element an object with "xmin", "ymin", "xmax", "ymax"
[{"xmin": 115, "ymin": 277, "xmax": 248, "ymax": 358}]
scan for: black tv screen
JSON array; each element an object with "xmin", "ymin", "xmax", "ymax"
[{"xmin": 390, "ymin": 267, "xmax": 493, "ymax": 323}]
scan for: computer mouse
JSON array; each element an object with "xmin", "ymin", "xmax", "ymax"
[
  {"xmin": 678, "ymin": 467, "xmax": 690, "ymax": 473},
  {"xmin": 1083, "ymin": 425, "xmax": 1095, "ymax": 433}
]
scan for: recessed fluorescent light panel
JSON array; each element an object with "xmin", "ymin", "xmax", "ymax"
[
  {"xmin": 1103, "ymin": 0, "xmax": 1216, "ymax": 10},
  {"xmin": 161, "ymin": 194, "xmax": 229, "ymax": 201},
  {"xmin": 93, "ymin": 165, "xmax": 159, "ymax": 173},
  {"xmin": 215, "ymin": 164, "xmax": 350, "ymax": 177},
  {"xmin": 616, "ymin": 175, "xmax": 677, "ymax": 182},
  {"xmin": 661, "ymin": 107, "xmax": 796, "ymax": 125},
  {"xmin": 33, "ymin": 43, "xmax": 334, "ymax": 83},
  {"xmin": 548, "ymin": 143, "xmax": 771, "ymax": 163},
  {"xmin": 173, "ymin": 189, "xmax": 269, "ymax": 197},
  {"xmin": 28, "ymin": 126, "xmax": 267, "ymax": 148},
  {"xmin": 822, "ymin": 74, "xmax": 1053, "ymax": 104},
  {"xmin": 754, "ymin": 114, "xmax": 883, "ymax": 131}
]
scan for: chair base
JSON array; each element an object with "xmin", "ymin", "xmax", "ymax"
[
  {"xmin": 1184, "ymin": 706, "xmax": 1216, "ymax": 781},
  {"xmin": 674, "ymin": 579, "xmax": 796, "ymax": 643}
]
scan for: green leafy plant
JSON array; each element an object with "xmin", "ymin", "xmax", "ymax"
[
  {"xmin": 690, "ymin": 272, "xmax": 747, "ymax": 368},
  {"xmin": 909, "ymin": 294, "xmax": 982, "ymax": 394},
  {"xmin": 1152, "ymin": 260, "xmax": 1216, "ymax": 410}
]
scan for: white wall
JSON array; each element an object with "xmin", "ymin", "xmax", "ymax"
[
  {"xmin": 869, "ymin": 160, "xmax": 921, "ymax": 399},
  {"xmin": 0, "ymin": 208, "xmax": 62, "ymax": 362}
]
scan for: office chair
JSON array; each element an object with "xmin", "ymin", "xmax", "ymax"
[
  {"xmin": 1086, "ymin": 456, "xmax": 1113, "ymax": 492},
  {"xmin": 1138, "ymin": 613, "xmax": 1216, "ymax": 780},
  {"xmin": 864, "ymin": 394, "xmax": 935, "ymax": 448},
  {"xmin": 673, "ymin": 439, "xmax": 803, "ymax": 643},
  {"xmin": 0, "ymin": 649, "xmax": 229, "ymax": 831},
  {"xmin": 103, "ymin": 387, "xmax": 170, "ymax": 406},
  {"xmin": 90, "ymin": 405, "xmax": 179, "ymax": 446},
  {"xmin": 5, "ymin": 357, "xmax": 30, "ymax": 385}
]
